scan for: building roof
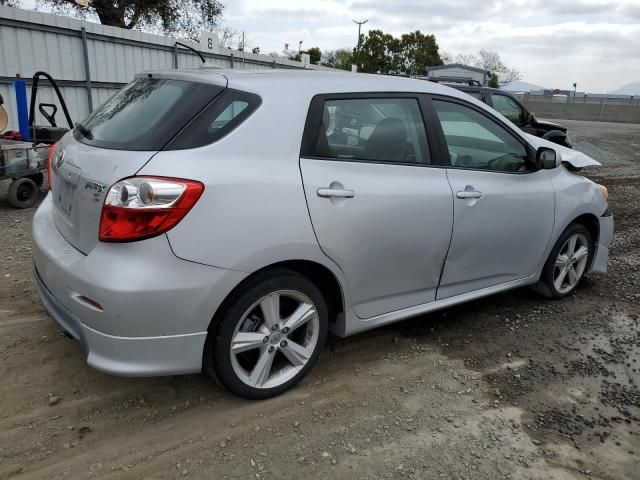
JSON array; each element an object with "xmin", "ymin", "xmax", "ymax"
[{"xmin": 425, "ymin": 63, "xmax": 491, "ymax": 74}]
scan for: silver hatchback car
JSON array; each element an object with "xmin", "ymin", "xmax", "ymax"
[{"xmin": 33, "ymin": 70, "xmax": 613, "ymax": 399}]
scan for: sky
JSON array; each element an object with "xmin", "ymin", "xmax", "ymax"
[{"xmin": 222, "ymin": 0, "xmax": 640, "ymax": 92}]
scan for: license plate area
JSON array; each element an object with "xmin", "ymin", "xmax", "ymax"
[{"xmin": 54, "ymin": 163, "xmax": 81, "ymax": 216}]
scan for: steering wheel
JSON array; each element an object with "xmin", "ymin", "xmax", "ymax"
[
  {"xmin": 487, "ymin": 153, "xmax": 525, "ymax": 172},
  {"xmin": 399, "ymin": 142, "xmax": 417, "ymax": 162}
]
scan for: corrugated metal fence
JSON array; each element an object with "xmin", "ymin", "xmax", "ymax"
[{"xmin": 0, "ymin": 6, "xmax": 333, "ymax": 132}]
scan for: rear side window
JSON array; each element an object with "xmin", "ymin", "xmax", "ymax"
[
  {"xmin": 168, "ymin": 89, "xmax": 261, "ymax": 150},
  {"xmin": 307, "ymin": 97, "xmax": 430, "ymax": 165},
  {"xmin": 75, "ymin": 78, "xmax": 224, "ymax": 150},
  {"xmin": 210, "ymin": 100, "xmax": 249, "ymax": 131}
]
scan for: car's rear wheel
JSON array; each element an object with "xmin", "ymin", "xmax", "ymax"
[
  {"xmin": 536, "ymin": 223, "xmax": 593, "ymax": 298},
  {"xmin": 208, "ymin": 269, "xmax": 328, "ymax": 399}
]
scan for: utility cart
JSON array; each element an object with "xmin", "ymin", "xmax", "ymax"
[
  {"xmin": 0, "ymin": 140, "xmax": 49, "ymax": 208},
  {"xmin": 1, "ymin": 71, "xmax": 73, "ymax": 208}
]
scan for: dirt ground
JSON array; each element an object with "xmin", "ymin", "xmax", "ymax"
[{"xmin": 0, "ymin": 119, "xmax": 639, "ymax": 480}]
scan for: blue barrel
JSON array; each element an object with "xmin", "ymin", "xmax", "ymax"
[{"xmin": 13, "ymin": 79, "xmax": 30, "ymax": 141}]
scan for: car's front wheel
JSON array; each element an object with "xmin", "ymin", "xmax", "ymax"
[
  {"xmin": 208, "ymin": 269, "xmax": 328, "ymax": 399},
  {"xmin": 536, "ymin": 223, "xmax": 594, "ymax": 298}
]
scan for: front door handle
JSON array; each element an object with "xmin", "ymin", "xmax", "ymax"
[
  {"xmin": 456, "ymin": 190, "xmax": 482, "ymax": 199},
  {"xmin": 317, "ymin": 188, "xmax": 355, "ymax": 198}
]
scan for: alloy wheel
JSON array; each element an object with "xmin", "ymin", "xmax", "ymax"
[
  {"xmin": 230, "ymin": 290, "xmax": 320, "ymax": 389},
  {"xmin": 553, "ymin": 233, "xmax": 589, "ymax": 294}
]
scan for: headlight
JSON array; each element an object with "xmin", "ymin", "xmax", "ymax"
[{"xmin": 598, "ymin": 184, "xmax": 608, "ymax": 200}]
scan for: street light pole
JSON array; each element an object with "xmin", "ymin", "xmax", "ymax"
[
  {"xmin": 573, "ymin": 82, "xmax": 577, "ymax": 103},
  {"xmin": 353, "ymin": 19, "xmax": 368, "ymax": 72}
]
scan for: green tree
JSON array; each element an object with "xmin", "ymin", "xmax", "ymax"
[
  {"xmin": 8, "ymin": 0, "xmax": 223, "ymax": 40},
  {"xmin": 356, "ymin": 29, "xmax": 443, "ymax": 75},
  {"xmin": 321, "ymin": 49, "xmax": 354, "ymax": 70},
  {"xmin": 306, "ymin": 47, "xmax": 322, "ymax": 65},
  {"xmin": 398, "ymin": 30, "xmax": 443, "ymax": 75},
  {"xmin": 488, "ymin": 73, "xmax": 499, "ymax": 88},
  {"xmin": 356, "ymin": 29, "xmax": 400, "ymax": 74}
]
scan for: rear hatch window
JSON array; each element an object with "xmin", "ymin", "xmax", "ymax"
[{"xmin": 74, "ymin": 78, "xmax": 224, "ymax": 150}]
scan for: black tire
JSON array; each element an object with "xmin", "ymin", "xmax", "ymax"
[
  {"xmin": 27, "ymin": 172, "xmax": 45, "ymax": 188},
  {"xmin": 207, "ymin": 268, "xmax": 328, "ymax": 400},
  {"xmin": 535, "ymin": 223, "xmax": 594, "ymax": 299},
  {"xmin": 8, "ymin": 177, "xmax": 38, "ymax": 208}
]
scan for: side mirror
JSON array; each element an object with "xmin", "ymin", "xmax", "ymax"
[{"xmin": 536, "ymin": 147, "xmax": 557, "ymax": 169}]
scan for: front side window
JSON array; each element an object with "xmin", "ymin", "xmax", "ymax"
[
  {"xmin": 311, "ymin": 98, "xmax": 430, "ymax": 164},
  {"xmin": 490, "ymin": 93, "xmax": 525, "ymax": 125},
  {"xmin": 433, "ymin": 99, "xmax": 530, "ymax": 173}
]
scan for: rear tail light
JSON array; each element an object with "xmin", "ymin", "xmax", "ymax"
[
  {"xmin": 46, "ymin": 143, "xmax": 57, "ymax": 190},
  {"xmin": 99, "ymin": 177, "xmax": 204, "ymax": 242}
]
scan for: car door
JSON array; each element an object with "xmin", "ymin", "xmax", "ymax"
[
  {"xmin": 299, "ymin": 94, "xmax": 453, "ymax": 319},
  {"xmin": 429, "ymin": 97, "xmax": 555, "ymax": 299}
]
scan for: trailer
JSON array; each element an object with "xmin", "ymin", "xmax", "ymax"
[
  {"xmin": 0, "ymin": 71, "xmax": 73, "ymax": 208},
  {"xmin": 0, "ymin": 140, "xmax": 48, "ymax": 208}
]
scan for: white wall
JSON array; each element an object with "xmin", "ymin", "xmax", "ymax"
[{"xmin": 0, "ymin": 6, "xmax": 333, "ymax": 132}]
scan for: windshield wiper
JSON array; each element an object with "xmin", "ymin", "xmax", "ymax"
[{"xmin": 75, "ymin": 122, "xmax": 93, "ymax": 140}]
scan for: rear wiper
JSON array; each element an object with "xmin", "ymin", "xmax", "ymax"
[{"xmin": 75, "ymin": 122, "xmax": 93, "ymax": 140}]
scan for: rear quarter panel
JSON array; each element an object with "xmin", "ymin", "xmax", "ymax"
[{"xmin": 138, "ymin": 86, "xmax": 349, "ymax": 294}]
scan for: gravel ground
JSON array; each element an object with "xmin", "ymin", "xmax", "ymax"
[{"xmin": 0, "ymin": 119, "xmax": 639, "ymax": 480}]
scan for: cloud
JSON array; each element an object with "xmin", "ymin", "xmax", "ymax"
[{"xmin": 223, "ymin": 0, "xmax": 639, "ymax": 91}]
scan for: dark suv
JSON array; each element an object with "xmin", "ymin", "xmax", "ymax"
[{"xmin": 434, "ymin": 81, "xmax": 572, "ymax": 148}]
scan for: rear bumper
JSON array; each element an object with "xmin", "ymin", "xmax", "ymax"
[
  {"xmin": 33, "ymin": 265, "xmax": 88, "ymax": 354},
  {"xmin": 32, "ymin": 193, "xmax": 246, "ymax": 376},
  {"xmin": 34, "ymin": 266, "xmax": 207, "ymax": 376},
  {"xmin": 590, "ymin": 214, "xmax": 614, "ymax": 274}
]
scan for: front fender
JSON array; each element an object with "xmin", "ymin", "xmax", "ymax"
[{"xmin": 536, "ymin": 166, "xmax": 609, "ymax": 279}]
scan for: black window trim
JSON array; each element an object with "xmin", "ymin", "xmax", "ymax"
[
  {"xmin": 165, "ymin": 88, "xmax": 262, "ymax": 151},
  {"xmin": 300, "ymin": 91, "xmax": 447, "ymax": 168},
  {"xmin": 424, "ymin": 94, "xmax": 539, "ymax": 175}
]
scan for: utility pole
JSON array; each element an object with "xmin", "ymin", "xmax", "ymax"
[
  {"xmin": 572, "ymin": 82, "xmax": 577, "ymax": 103},
  {"xmin": 353, "ymin": 19, "xmax": 368, "ymax": 72},
  {"xmin": 241, "ymin": 31, "xmax": 246, "ymax": 67}
]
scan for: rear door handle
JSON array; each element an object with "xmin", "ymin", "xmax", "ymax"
[
  {"xmin": 317, "ymin": 188, "xmax": 355, "ymax": 198},
  {"xmin": 456, "ymin": 190, "xmax": 482, "ymax": 199}
]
